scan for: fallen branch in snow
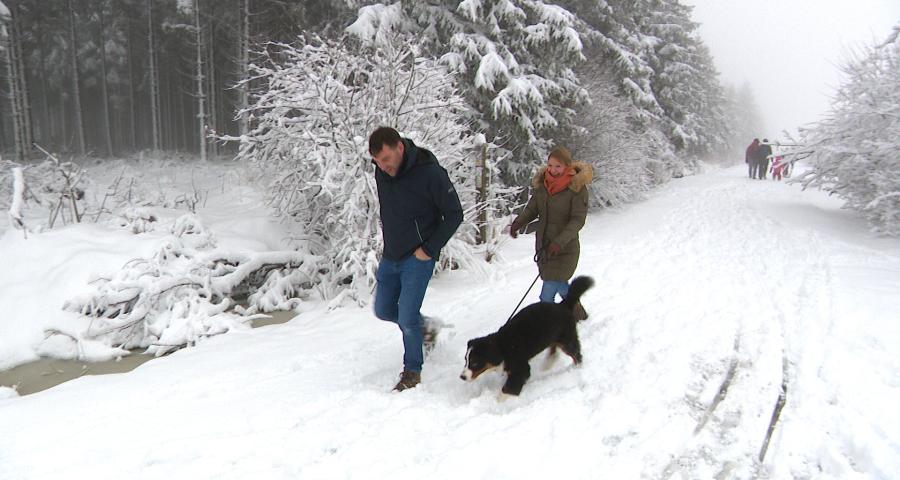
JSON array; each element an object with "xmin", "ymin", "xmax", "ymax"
[{"xmin": 63, "ymin": 214, "xmax": 321, "ymax": 356}]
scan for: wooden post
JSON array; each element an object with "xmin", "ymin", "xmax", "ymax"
[{"xmin": 476, "ymin": 143, "xmax": 488, "ymax": 244}]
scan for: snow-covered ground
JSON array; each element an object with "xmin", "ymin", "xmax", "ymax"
[
  {"xmin": 1, "ymin": 164, "xmax": 898, "ymax": 479},
  {"xmin": 0, "ymin": 157, "xmax": 289, "ymax": 371}
]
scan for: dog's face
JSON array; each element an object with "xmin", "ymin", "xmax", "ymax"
[{"xmin": 460, "ymin": 336, "xmax": 504, "ymax": 381}]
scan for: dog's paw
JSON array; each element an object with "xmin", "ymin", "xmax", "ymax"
[{"xmin": 497, "ymin": 392, "xmax": 516, "ymax": 403}]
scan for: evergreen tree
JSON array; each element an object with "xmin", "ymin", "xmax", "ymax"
[
  {"xmin": 561, "ymin": 0, "xmax": 732, "ymax": 161},
  {"xmin": 641, "ymin": 0, "xmax": 730, "ymax": 156},
  {"xmin": 559, "ymin": 0, "xmax": 664, "ymax": 125},
  {"xmin": 348, "ymin": 1, "xmax": 588, "ymax": 177}
]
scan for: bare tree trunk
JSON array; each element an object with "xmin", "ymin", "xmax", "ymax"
[
  {"xmin": 165, "ymin": 70, "xmax": 176, "ymax": 150},
  {"xmin": 38, "ymin": 43, "xmax": 54, "ymax": 147},
  {"xmin": 237, "ymin": 0, "xmax": 250, "ymax": 137},
  {"xmin": 2, "ymin": 2, "xmax": 34, "ymax": 162},
  {"xmin": 194, "ymin": 1, "xmax": 207, "ymax": 161},
  {"xmin": 67, "ymin": 0, "xmax": 86, "ymax": 155},
  {"xmin": 3, "ymin": 37, "xmax": 25, "ymax": 161},
  {"xmin": 125, "ymin": 22, "xmax": 138, "ymax": 150},
  {"xmin": 2, "ymin": 9, "xmax": 24, "ymax": 161},
  {"xmin": 147, "ymin": 0, "xmax": 161, "ymax": 151},
  {"xmin": 13, "ymin": 3, "xmax": 32, "ymax": 154},
  {"xmin": 166, "ymin": 71, "xmax": 174, "ymax": 150},
  {"xmin": 96, "ymin": 3, "xmax": 114, "ymax": 157},
  {"xmin": 206, "ymin": 15, "xmax": 218, "ymax": 158}
]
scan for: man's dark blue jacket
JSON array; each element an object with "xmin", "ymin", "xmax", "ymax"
[{"xmin": 374, "ymin": 138, "xmax": 463, "ymax": 261}]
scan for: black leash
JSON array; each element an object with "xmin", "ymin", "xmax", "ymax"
[
  {"xmin": 505, "ymin": 246, "xmax": 546, "ymax": 322},
  {"xmin": 506, "ymin": 272, "xmax": 541, "ymax": 322}
]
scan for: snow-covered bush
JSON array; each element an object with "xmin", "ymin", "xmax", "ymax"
[
  {"xmin": 112, "ymin": 207, "xmax": 158, "ymax": 234},
  {"xmin": 0, "ymin": 154, "xmax": 87, "ymax": 231},
  {"xmin": 798, "ymin": 26, "xmax": 900, "ymax": 236},
  {"xmin": 64, "ymin": 214, "xmax": 320, "ymax": 355},
  {"xmin": 232, "ymin": 35, "xmax": 514, "ymax": 304}
]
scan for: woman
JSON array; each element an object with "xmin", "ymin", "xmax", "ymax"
[{"xmin": 509, "ymin": 147, "xmax": 592, "ymax": 319}]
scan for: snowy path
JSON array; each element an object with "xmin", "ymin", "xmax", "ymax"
[{"xmin": 1, "ymin": 166, "xmax": 899, "ymax": 479}]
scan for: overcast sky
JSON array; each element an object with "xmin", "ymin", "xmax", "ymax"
[{"xmin": 682, "ymin": 0, "xmax": 900, "ymax": 140}]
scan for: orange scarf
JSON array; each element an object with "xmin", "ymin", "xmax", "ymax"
[{"xmin": 543, "ymin": 167, "xmax": 575, "ymax": 195}]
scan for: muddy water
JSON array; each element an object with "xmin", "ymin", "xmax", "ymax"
[{"xmin": 0, "ymin": 310, "xmax": 296, "ymax": 396}]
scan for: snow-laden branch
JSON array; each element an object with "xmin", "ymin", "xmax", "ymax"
[
  {"xmin": 63, "ymin": 214, "xmax": 321, "ymax": 355},
  {"xmin": 799, "ymin": 26, "xmax": 900, "ymax": 235},
  {"xmin": 7, "ymin": 166, "xmax": 26, "ymax": 234}
]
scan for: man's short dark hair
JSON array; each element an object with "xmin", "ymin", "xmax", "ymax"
[{"xmin": 369, "ymin": 127, "xmax": 402, "ymax": 155}]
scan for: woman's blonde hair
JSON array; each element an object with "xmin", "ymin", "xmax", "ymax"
[{"xmin": 548, "ymin": 147, "xmax": 574, "ymax": 166}]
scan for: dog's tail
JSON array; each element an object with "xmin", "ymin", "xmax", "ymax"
[{"xmin": 561, "ymin": 276, "xmax": 594, "ymax": 311}]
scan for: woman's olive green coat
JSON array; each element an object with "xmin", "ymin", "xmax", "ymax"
[{"xmin": 513, "ymin": 162, "xmax": 592, "ymax": 281}]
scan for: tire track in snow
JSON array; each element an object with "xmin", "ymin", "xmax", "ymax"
[
  {"xmin": 660, "ymin": 334, "xmax": 741, "ymax": 480},
  {"xmin": 634, "ymin": 175, "xmax": 825, "ymax": 479}
]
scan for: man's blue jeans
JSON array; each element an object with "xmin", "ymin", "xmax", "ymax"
[
  {"xmin": 373, "ymin": 255, "xmax": 435, "ymax": 373},
  {"xmin": 539, "ymin": 280, "xmax": 569, "ymax": 303}
]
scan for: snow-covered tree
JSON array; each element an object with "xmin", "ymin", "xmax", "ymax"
[
  {"xmin": 559, "ymin": 0, "xmax": 662, "ymax": 123},
  {"xmin": 232, "ymin": 35, "xmax": 513, "ymax": 304},
  {"xmin": 565, "ymin": 63, "xmax": 658, "ymax": 207},
  {"xmin": 641, "ymin": 1, "xmax": 730, "ymax": 158},
  {"xmin": 560, "ymin": 0, "xmax": 732, "ymax": 165},
  {"xmin": 347, "ymin": 1, "xmax": 588, "ymax": 177},
  {"xmin": 799, "ymin": 25, "xmax": 900, "ymax": 236}
]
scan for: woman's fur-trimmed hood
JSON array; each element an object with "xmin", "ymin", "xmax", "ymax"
[{"xmin": 532, "ymin": 161, "xmax": 594, "ymax": 193}]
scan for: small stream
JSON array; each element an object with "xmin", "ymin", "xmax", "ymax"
[{"xmin": 0, "ymin": 310, "xmax": 296, "ymax": 396}]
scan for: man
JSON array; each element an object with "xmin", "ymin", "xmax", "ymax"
[
  {"xmin": 756, "ymin": 139, "xmax": 773, "ymax": 180},
  {"xmin": 369, "ymin": 127, "xmax": 463, "ymax": 391},
  {"xmin": 745, "ymin": 138, "xmax": 760, "ymax": 179}
]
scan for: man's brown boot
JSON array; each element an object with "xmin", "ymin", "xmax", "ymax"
[{"xmin": 393, "ymin": 370, "xmax": 421, "ymax": 392}]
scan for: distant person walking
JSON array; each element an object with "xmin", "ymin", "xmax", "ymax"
[
  {"xmin": 369, "ymin": 127, "xmax": 463, "ymax": 392},
  {"xmin": 746, "ymin": 138, "xmax": 760, "ymax": 179},
  {"xmin": 756, "ymin": 139, "xmax": 773, "ymax": 180}
]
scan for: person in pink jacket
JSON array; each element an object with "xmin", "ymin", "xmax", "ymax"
[{"xmin": 770, "ymin": 155, "xmax": 785, "ymax": 181}]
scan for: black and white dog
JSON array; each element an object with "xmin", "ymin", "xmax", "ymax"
[{"xmin": 460, "ymin": 276, "xmax": 594, "ymax": 397}]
